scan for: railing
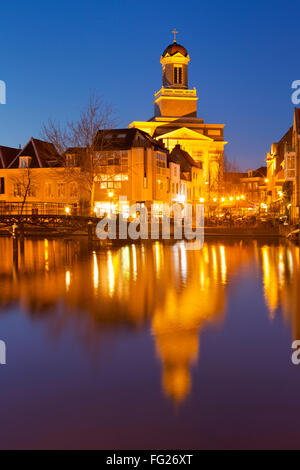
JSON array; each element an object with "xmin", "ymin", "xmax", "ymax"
[
  {"xmin": 0, "ymin": 202, "xmax": 78, "ymax": 216},
  {"xmin": 155, "ymin": 87, "xmax": 197, "ymax": 97}
]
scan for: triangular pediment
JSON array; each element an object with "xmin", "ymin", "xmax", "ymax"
[{"xmin": 159, "ymin": 127, "xmax": 214, "ymax": 141}]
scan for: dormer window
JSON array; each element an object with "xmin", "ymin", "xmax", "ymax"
[
  {"xmin": 174, "ymin": 66, "xmax": 182, "ymax": 84},
  {"xmin": 19, "ymin": 156, "xmax": 31, "ymax": 168},
  {"xmin": 66, "ymin": 154, "xmax": 77, "ymax": 167}
]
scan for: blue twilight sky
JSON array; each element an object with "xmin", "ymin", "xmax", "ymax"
[{"xmin": 0, "ymin": 0, "xmax": 299, "ymax": 169}]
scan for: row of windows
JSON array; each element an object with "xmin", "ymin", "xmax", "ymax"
[
  {"xmin": 11, "ymin": 182, "xmax": 78, "ymax": 199},
  {"xmin": 65, "ymin": 151, "xmax": 129, "ymax": 168},
  {"xmin": 100, "ymin": 181, "xmax": 122, "ymax": 189},
  {"xmin": 96, "ymin": 151, "xmax": 128, "ymax": 167}
]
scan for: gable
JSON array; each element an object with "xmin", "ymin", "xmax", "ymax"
[
  {"xmin": 0, "ymin": 146, "xmax": 19, "ymax": 168},
  {"xmin": 8, "ymin": 138, "xmax": 60, "ymax": 168},
  {"xmin": 158, "ymin": 127, "xmax": 214, "ymax": 142}
]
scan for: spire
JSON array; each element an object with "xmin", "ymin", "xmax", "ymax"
[{"xmin": 172, "ymin": 29, "xmax": 178, "ymax": 43}]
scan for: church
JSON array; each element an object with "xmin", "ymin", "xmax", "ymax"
[{"xmin": 129, "ymin": 32, "xmax": 227, "ymax": 197}]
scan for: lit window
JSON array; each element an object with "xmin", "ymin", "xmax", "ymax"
[
  {"xmin": 58, "ymin": 183, "xmax": 65, "ymax": 198},
  {"xmin": 70, "ymin": 183, "xmax": 78, "ymax": 198},
  {"xmin": 66, "ymin": 154, "xmax": 77, "ymax": 167},
  {"xmin": 0, "ymin": 177, "xmax": 4, "ymax": 194},
  {"xmin": 28, "ymin": 186, "xmax": 36, "ymax": 197},
  {"xmin": 14, "ymin": 183, "xmax": 21, "ymax": 197},
  {"xmin": 19, "ymin": 157, "xmax": 31, "ymax": 168},
  {"xmin": 45, "ymin": 183, "xmax": 53, "ymax": 198},
  {"xmin": 174, "ymin": 66, "xmax": 183, "ymax": 84}
]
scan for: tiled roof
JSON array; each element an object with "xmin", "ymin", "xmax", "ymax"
[
  {"xmin": 8, "ymin": 138, "xmax": 60, "ymax": 168},
  {"xmin": 94, "ymin": 128, "xmax": 167, "ymax": 152},
  {"xmin": 0, "ymin": 146, "xmax": 20, "ymax": 168},
  {"xmin": 278, "ymin": 126, "xmax": 292, "ymax": 145},
  {"xmin": 169, "ymin": 144, "xmax": 200, "ymax": 171},
  {"xmin": 295, "ymin": 108, "xmax": 300, "ymax": 134}
]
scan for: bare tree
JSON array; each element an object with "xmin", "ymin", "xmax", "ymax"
[
  {"xmin": 223, "ymin": 154, "xmax": 241, "ymax": 173},
  {"xmin": 41, "ymin": 94, "xmax": 117, "ymax": 215},
  {"xmin": 12, "ymin": 167, "xmax": 37, "ymax": 216}
]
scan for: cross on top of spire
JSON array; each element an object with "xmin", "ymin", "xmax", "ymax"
[{"xmin": 172, "ymin": 29, "xmax": 178, "ymax": 43}]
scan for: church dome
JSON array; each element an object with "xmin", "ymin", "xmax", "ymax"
[{"xmin": 162, "ymin": 43, "xmax": 188, "ymax": 58}]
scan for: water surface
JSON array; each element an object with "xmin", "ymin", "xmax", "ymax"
[{"xmin": 0, "ymin": 237, "xmax": 299, "ymax": 449}]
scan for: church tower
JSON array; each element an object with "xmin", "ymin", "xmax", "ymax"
[
  {"xmin": 128, "ymin": 33, "xmax": 227, "ymax": 196},
  {"xmin": 155, "ymin": 33, "xmax": 198, "ymax": 118}
]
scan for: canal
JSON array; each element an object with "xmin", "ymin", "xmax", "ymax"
[{"xmin": 0, "ymin": 237, "xmax": 299, "ymax": 449}]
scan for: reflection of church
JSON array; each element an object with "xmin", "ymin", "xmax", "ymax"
[{"xmin": 129, "ymin": 32, "xmax": 227, "ymax": 194}]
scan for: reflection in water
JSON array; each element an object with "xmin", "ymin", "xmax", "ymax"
[
  {"xmin": 261, "ymin": 244, "xmax": 300, "ymax": 338},
  {"xmin": 0, "ymin": 237, "xmax": 299, "ymax": 404}
]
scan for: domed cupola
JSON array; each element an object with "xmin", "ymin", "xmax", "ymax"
[
  {"xmin": 162, "ymin": 43, "xmax": 188, "ymax": 58},
  {"xmin": 160, "ymin": 31, "xmax": 190, "ymax": 89}
]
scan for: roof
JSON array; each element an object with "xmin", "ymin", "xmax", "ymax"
[
  {"xmin": 8, "ymin": 138, "xmax": 61, "ymax": 168},
  {"xmin": 94, "ymin": 128, "xmax": 167, "ymax": 152},
  {"xmin": 224, "ymin": 172, "xmax": 248, "ymax": 183},
  {"xmin": 251, "ymin": 166, "xmax": 267, "ymax": 178},
  {"xmin": 0, "ymin": 146, "xmax": 20, "ymax": 169},
  {"xmin": 162, "ymin": 42, "xmax": 188, "ymax": 58},
  {"xmin": 278, "ymin": 126, "xmax": 292, "ymax": 146},
  {"xmin": 169, "ymin": 144, "xmax": 201, "ymax": 171},
  {"xmin": 295, "ymin": 108, "xmax": 300, "ymax": 134}
]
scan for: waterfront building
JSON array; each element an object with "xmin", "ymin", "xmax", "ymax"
[
  {"xmin": 128, "ymin": 35, "xmax": 227, "ymax": 199},
  {"xmin": 92, "ymin": 128, "xmax": 170, "ymax": 217},
  {"xmin": 0, "ymin": 137, "xmax": 80, "ymax": 214},
  {"xmin": 266, "ymin": 108, "xmax": 300, "ymax": 223},
  {"xmin": 169, "ymin": 144, "xmax": 203, "ymax": 206},
  {"xmin": 240, "ymin": 167, "xmax": 268, "ymax": 205},
  {"xmin": 223, "ymin": 171, "xmax": 248, "ymax": 198}
]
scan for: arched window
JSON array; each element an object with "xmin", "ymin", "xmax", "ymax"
[{"xmin": 174, "ymin": 66, "xmax": 182, "ymax": 84}]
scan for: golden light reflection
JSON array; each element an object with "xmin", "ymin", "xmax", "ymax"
[
  {"xmin": 121, "ymin": 246, "xmax": 130, "ymax": 280},
  {"xmin": 93, "ymin": 252, "xmax": 99, "ymax": 290},
  {"xmin": 1, "ymin": 238, "xmax": 300, "ymax": 405},
  {"xmin": 131, "ymin": 245, "xmax": 137, "ymax": 281},
  {"xmin": 65, "ymin": 270, "xmax": 71, "ymax": 291},
  {"xmin": 220, "ymin": 245, "xmax": 227, "ymax": 284},
  {"xmin": 262, "ymin": 246, "xmax": 278, "ymax": 316},
  {"xmin": 44, "ymin": 239, "xmax": 49, "ymax": 272},
  {"xmin": 107, "ymin": 251, "xmax": 115, "ymax": 296},
  {"xmin": 261, "ymin": 244, "xmax": 300, "ymax": 338}
]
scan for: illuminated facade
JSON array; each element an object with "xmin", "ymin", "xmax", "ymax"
[
  {"xmin": 129, "ymin": 36, "xmax": 227, "ymax": 199},
  {"xmin": 92, "ymin": 128, "xmax": 170, "ymax": 216},
  {"xmin": 0, "ymin": 138, "xmax": 81, "ymax": 214},
  {"xmin": 266, "ymin": 108, "xmax": 300, "ymax": 223}
]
